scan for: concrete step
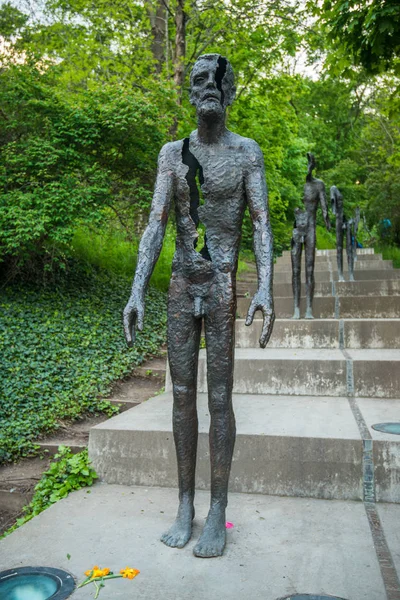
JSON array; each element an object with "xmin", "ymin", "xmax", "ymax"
[
  {"xmin": 235, "ymin": 318, "xmax": 400, "ymax": 349},
  {"xmin": 281, "ymin": 248, "xmax": 375, "ymax": 257},
  {"xmin": 243, "ymin": 269, "xmax": 400, "ymax": 284},
  {"xmin": 274, "ymin": 260, "xmax": 393, "ymax": 272},
  {"xmin": 238, "ymin": 281, "xmax": 333, "ymax": 297},
  {"xmin": 237, "ymin": 296, "xmax": 335, "ymax": 318},
  {"xmin": 276, "ymin": 253, "xmax": 383, "ymax": 265},
  {"xmin": 336, "ymin": 279, "xmax": 400, "ymax": 296},
  {"xmin": 237, "ymin": 279, "xmax": 400, "ymax": 298},
  {"xmin": 88, "ymin": 392, "xmax": 400, "ymax": 502},
  {"xmin": 192, "ymin": 348, "xmax": 400, "ymax": 398},
  {"xmin": 237, "ymin": 295, "xmax": 400, "ymax": 319},
  {"xmin": 338, "ymin": 296, "xmax": 400, "ymax": 318}
]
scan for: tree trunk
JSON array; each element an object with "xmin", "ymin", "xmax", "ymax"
[
  {"xmin": 173, "ymin": 0, "xmax": 186, "ymax": 102},
  {"xmin": 148, "ymin": 0, "xmax": 166, "ymax": 73}
]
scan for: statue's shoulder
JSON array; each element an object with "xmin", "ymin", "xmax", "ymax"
[
  {"xmin": 159, "ymin": 140, "xmax": 183, "ymax": 159},
  {"xmin": 157, "ymin": 140, "xmax": 184, "ymax": 171},
  {"xmin": 227, "ymin": 132, "xmax": 264, "ymax": 166}
]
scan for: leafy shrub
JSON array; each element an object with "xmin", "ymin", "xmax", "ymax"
[
  {"xmin": 316, "ymin": 225, "xmax": 336, "ymax": 249},
  {"xmin": 71, "ymin": 223, "xmax": 176, "ymax": 292},
  {"xmin": 0, "ymin": 63, "xmax": 172, "ymax": 274},
  {"xmin": 1, "ymin": 446, "xmax": 97, "ymax": 538},
  {"xmin": 0, "ymin": 266, "xmax": 167, "ymax": 463}
]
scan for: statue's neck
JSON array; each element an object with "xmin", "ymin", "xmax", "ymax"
[{"xmin": 196, "ymin": 114, "xmax": 226, "ymax": 144}]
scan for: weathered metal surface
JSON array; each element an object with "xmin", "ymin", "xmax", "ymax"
[
  {"xmin": 123, "ymin": 54, "xmax": 274, "ymax": 558},
  {"xmin": 291, "ymin": 154, "xmax": 330, "ymax": 319}
]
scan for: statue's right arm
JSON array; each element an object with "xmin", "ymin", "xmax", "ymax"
[{"xmin": 123, "ymin": 144, "xmax": 174, "ymax": 346}]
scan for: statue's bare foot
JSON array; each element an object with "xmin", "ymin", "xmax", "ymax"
[
  {"xmin": 304, "ymin": 309, "xmax": 314, "ymax": 319},
  {"xmin": 349, "ymin": 275, "xmax": 355, "ymax": 282},
  {"xmin": 292, "ymin": 307, "xmax": 301, "ymax": 320},
  {"xmin": 161, "ymin": 502, "xmax": 194, "ymax": 548},
  {"xmin": 193, "ymin": 505, "xmax": 226, "ymax": 558},
  {"xmin": 338, "ymin": 275, "xmax": 345, "ymax": 282}
]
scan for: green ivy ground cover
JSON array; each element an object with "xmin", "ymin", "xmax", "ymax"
[{"xmin": 0, "ymin": 267, "xmax": 167, "ymax": 464}]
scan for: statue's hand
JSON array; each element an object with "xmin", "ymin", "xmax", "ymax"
[
  {"xmin": 245, "ymin": 290, "xmax": 275, "ymax": 348},
  {"xmin": 123, "ymin": 294, "xmax": 145, "ymax": 347}
]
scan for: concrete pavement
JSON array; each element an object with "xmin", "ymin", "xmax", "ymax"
[{"xmin": 0, "ymin": 483, "xmax": 396, "ymax": 600}]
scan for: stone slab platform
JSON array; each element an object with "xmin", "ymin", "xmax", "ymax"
[
  {"xmin": 282, "ymin": 248, "xmax": 375, "ymax": 257},
  {"xmin": 89, "ymin": 393, "xmax": 400, "ymax": 502},
  {"xmin": 238, "ymin": 281, "xmax": 334, "ymax": 297},
  {"xmin": 1, "ymin": 483, "xmax": 396, "ymax": 600},
  {"xmin": 237, "ymin": 295, "xmax": 400, "ymax": 318},
  {"xmin": 238, "ymin": 280, "xmax": 400, "ymax": 298},
  {"xmin": 274, "ymin": 259, "xmax": 393, "ymax": 272},
  {"xmin": 193, "ymin": 348, "xmax": 400, "ymax": 398},
  {"xmin": 235, "ymin": 318, "xmax": 400, "ymax": 349},
  {"xmin": 276, "ymin": 253, "xmax": 383, "ymax": 265},
  {"xmin": 245, "ymin": 269, "xmax": 400, "ymax": 284}
]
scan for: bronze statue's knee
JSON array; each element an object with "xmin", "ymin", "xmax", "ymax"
[
  {"xmin": 172, "ymin": 383, "xmax": 196, "ymax": 408},
  {"xmin": 208, "ymin": 387, "xmax": 232, "ymax": 415}
]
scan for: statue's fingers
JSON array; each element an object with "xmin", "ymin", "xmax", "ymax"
[
  {"xmin": 259, "ymin": 309, "xmax": 275, "ymax": 348},
  {"xmin": 123, "ymin": 309, "xmax": 136, "ymax": 347},
  {"xmin": 245, "ymin": 299, "xmax": 257, "ymax": 326},
  {"xmin": 137, "ymin": 306, "xmax": 144, "ymax": 332}
]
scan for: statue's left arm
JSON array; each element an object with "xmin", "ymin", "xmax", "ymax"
[{"xmin": 244, "ymin": 140, "xmax": 275, "ymax": 348}]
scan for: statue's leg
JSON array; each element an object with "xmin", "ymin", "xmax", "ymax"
[
  {"xmin": 304, "ymin": 229, "xmax": 316, "ymax": 319},
  {"xmin": 161, "ymin": 274, "xmax": 202, "ymax": 549},
  {"xmin": 193, "ymin": 274, "xmax": 236, "ymax": 558},
  {"xmin": 346, "ymin": 227, "xmax": 355, "ymax": 282},
  {"xmin": 336, "ymin": 215, "xmax": 344, "ymax": 281},
  {"xmin": 291, "ymin": 236, "xmax": 302, "ymax": 319}
]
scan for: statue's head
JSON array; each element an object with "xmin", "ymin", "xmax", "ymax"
[
  {"xmin": 307, "ymin": 152, "xmax": 316, "ymax": 172},
  {"xmin": 190, "ymin": 54, "xmax": 236, "ymax": 119}
]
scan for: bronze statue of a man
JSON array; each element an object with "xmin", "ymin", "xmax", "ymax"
[
  {"xmin": 123, "ymin": 54, "xmax": 274, "ymax": 557},
  {"xmin": 330, "ymin": 185, "xmax": 345, "ymax": 281},
  {"xmin": 291, "ymin": 153, "xmax": 330, "ymax": 319}
]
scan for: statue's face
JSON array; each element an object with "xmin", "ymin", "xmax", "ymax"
[{"xmin": 190, "ymin": 56, "xmax": 235, "ymax": 119}]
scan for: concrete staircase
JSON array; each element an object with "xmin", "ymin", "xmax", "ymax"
[{"xmin": 89, "ymin": 248, "xmax": 400, "ymax": 504}]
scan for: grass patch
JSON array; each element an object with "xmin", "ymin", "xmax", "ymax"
[
  {"xmin": 375, "ymin": 244, "xmax": 400, "ymax": 268},
  {"xmin": 0, "ymin": 266, "xmax": 167, "ymax": 464},
  {"xmin": 316, "ymin": 225, "xmax": 336, "ymax": 249},
  {"xmin": 71, "ymin": 224, "xmax": 176, "ymax": 292}
]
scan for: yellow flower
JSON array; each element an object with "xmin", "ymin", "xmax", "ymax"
[
  {"xmin": 84, "ymin": 566, "xmax": 110, "ymax": 579},
  {"xmin": 120, "ymin": 567, "xmax": 140, "ymax": 580}
]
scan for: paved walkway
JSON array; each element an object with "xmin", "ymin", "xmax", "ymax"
[{"xmin": 1, "ymin": 484, "xmax": 399, "ymax": 599}]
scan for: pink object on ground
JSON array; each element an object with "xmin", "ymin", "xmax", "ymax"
[{"xmin": 225, "ymin": 522, "xmax": 234, "ymax": 529}]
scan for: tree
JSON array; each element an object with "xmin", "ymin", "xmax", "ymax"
[
  {"xmin": 0, "ymin": 63, "xmax": 173, "ymax": 274},
  {"xmin": 313, "ymin": 0, "xmax": 400, "ymax": 74}
]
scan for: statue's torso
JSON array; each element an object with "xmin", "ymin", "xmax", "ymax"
[
  {"xmin": 165, "ymin": 132, "xmax": 254, "ymax": 278},
  {"xmin": 303, "ymin": 178, "xmax": 325, "ymax": 225}
]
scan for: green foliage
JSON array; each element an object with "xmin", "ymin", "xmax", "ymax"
[
  {"xmin": 376, "ymin": 244, "xmax": 400, "ymax": 268},
  {"xmin": 1, "ymin": 446, "xmax": 97, "ymax": 538},
  {"xmin": 0, "ymin": 2, "xmax": 28, "ymax": 39},
  {"xmin": 316, "ymin": 225, "xmax": 336, "ymax": 250},
  {"xmin": 0, "ymin": 63, "xmax": 174, "ymax": 273},
  {"xmin": 0, "ymin": 267, "xmax": 167, "ymax": 463},
  {"xmin": 71, "ymin": 223, "xmax": 176, "ymax": 291},
  {"xmin": 315, "ymin": 0, "xmax": 400, "ymax": 74}
]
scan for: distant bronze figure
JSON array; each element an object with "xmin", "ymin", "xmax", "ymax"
[
  {"xmin": 291, "ymin": 153, "xmax": 330, "ymax": 319},
  {"xmin": 330, "ymin": 185, "xmax": 345, "ymax": 281},
  {"xmin": 344, "ymin": 216, "xmax": 356, "ymax": 281},
  {"xmin": 331, "ymin": 185, "xmax": 361, "ymax": 282},
  {"xmin": 344, "ymin": 208, "xmax": 360, "ymax": 282},
  {"xmin": 123, "ymin": 54, "xmax": 274, "ymax": 558}
]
